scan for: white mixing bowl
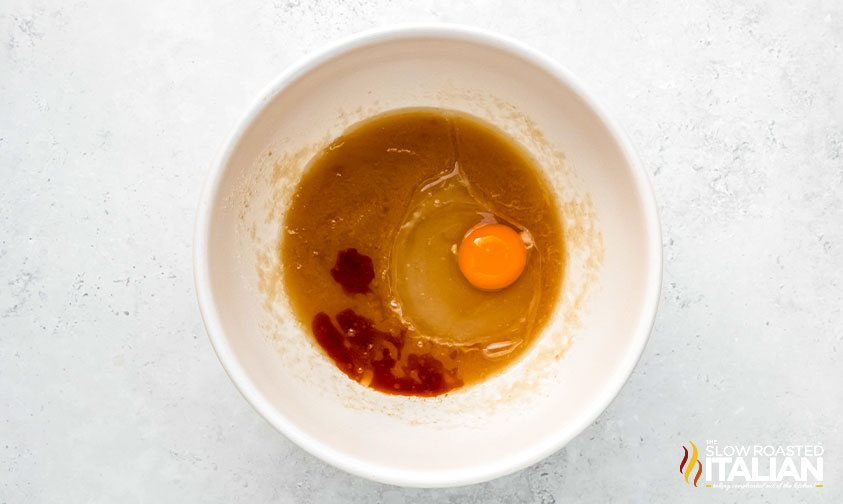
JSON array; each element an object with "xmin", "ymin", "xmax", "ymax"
[{"xmin": 194, "ymin": 24, "xmax": 661, "ymax": 487}]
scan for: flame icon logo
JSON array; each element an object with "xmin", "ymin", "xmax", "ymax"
[{"xmin": 680, "ymin": 441, "xmax": 703, "ymax": 487}]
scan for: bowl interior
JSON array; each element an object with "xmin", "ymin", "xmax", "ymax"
[{"xmin": 196, "ymin": 28, "xmax": 660, "ymax": 487}]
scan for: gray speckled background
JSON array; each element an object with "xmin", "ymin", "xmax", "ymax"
[{"xmin": 1, "ymin": 0, "xmax": 841, "ymax": 502}]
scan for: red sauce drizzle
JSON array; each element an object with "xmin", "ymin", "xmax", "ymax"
[{"xmin": 311, "ymin": 249, "xmax": 462, "ymax": 396}]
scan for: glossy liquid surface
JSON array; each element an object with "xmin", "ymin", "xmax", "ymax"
[{"xmin": 282, "ymin": 109, "xmax": 564, "ymax": 396}]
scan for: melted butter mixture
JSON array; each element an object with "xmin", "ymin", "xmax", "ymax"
[{"xmin": 281, "ymin": 108, "xmax": 564, "ymax": 396}]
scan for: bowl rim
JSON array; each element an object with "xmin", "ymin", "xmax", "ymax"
[{"xmin": 193, "ymin": 22, "xmax": 663, "ymax": 488}]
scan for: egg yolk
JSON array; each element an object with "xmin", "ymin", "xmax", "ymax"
[{"xmin": 458, "ymin": 224, "xmax": 527, "ymax": 290}]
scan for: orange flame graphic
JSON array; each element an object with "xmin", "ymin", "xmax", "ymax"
[{"xmin": 679, "ymin": 441, "xmax": 703, "ymax": 487}]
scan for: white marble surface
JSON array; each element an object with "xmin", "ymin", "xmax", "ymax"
[{"xmin": 1, "ymin": 0, "xmax": 841, "ymax": 502}]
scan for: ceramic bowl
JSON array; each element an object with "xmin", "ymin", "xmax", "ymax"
[{"xmin": 194, "ymin": 24, "xmax": 661, "ymax": 487}]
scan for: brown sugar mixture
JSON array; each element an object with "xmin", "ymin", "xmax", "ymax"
[{"xmin": 282, "ymin": 108, "xmax": 564, "ymax": 396}]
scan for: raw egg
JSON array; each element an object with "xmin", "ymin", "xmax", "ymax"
[
  {"xmin": 389, "ymin": 164, "xmax": 541, "ymax": 347},
  {"xmin": 458, "ymin": 223, "xmax": 527, "ymax": 291}
]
